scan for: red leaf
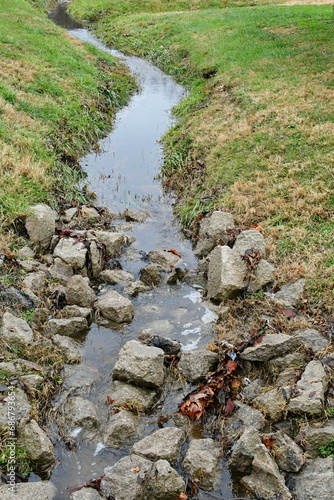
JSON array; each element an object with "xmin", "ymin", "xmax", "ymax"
[
  {"xmin": 254, "ymin": 334, "xmax": 265, "ymax": 345},
  {"xmin": 106, "ymin": 396, "xmax": 115, "ymax": 404},
  {"xmin": 226, "ymin": 359, "xmax": 238, "ymax": 375},
  {"xmin": 282, "ymin": 309, "xmax": 297, "ymax": 318},
  {"xmin": 262, "ymin": 435, "xmax": 276, "ymax": 449},
  {"xmin": 224, "ymin": 398, "xmax": 235, "ymax": 416},
  {"xmin": 168, "ymin": 247, "xmax": 181, "ymax": 258}
]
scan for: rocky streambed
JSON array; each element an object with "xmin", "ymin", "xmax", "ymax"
[{"xmin": 0, "ymin": 6, "xmax": 334, "ymax": 500}]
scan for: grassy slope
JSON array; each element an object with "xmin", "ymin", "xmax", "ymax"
[
  {"xmin": 71, "ymin": 0, "xmax": 334, "ymax": 304},
  {"xmin": 0, "ymin": 0, "xmax": 135, "ymax": 242}
]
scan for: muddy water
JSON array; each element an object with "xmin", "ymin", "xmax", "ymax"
[{"xmin": 48, "ymin": 4, "xmax": 234, "ymax": 499}]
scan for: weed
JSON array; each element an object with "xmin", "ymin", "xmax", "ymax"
[
  {"xmin": 21, "ymin": 309, "xmax": 35, "ymax": 323},
  {"xmin": 319, "ymin": 439, "xmax": 334, "ymax": 457},
  {"xmin": 0, "ymin": 444, "xmax": 31, "ymax": 476}
]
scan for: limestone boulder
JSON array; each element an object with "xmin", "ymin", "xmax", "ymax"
[
  {"xmin": 22, "ymin": 272, "xmax": 47, "ymax": 293},
  {"xmin": 148, "ymin": 250, "xmax": 180, "ymax": 271},
  {"xmin": 145, "ymin": 459, "xmax": 186, "ymax": 500},
  {"xmin": 272, "ymin": 278, "xmax": 306, "ymax": 308},
  {"xmin": 137, "ymin": 331, "xmax": 181, "ymax": 355},
  {"xmin": 52, "ymin": 334, "xmax": 82, "ymax": 363},
  {"xmin": 124, "ymin": 280, "xmax": 150, "ymax": 297},
  {"xmin": 132, "ymin": 427, "xmax": 185, "ymax": 463},
  {"xmin": 99, "ymin": 269, "xmax": 135, "ymax": 285},
  {"xmin": 65, "ymin": 275, "xmax": 95, "ymax": 307},
  {"xmin": 63, "ymin": 397, "xmax": 100, "ymax": 437},
  {"xmin": 233, "ymin": 229, "xmax": 266, "ymax": 256},
  {"xmin": 140, "ymin": 264, "xmax": 162, "ymax": 286},
  {"xmin": 291, "ymin": 457, "xmax": 334, "ymax": 500},
  {"xmin": 182, "ymin": 438, "xmax": 221, "ymax": 490},
  {"xmin": 88, "ymin": 230, "xmax": 128, "ymax": 256},
  {"xmin": 70, "ymin": 488, "xmax": 101, "ymax": 500},
  {"xmin": 60, "ymin": 305, "xmax": 92, "ymax": 320},
  {"xmin": 253, "ymin": 387, "xmax": 288, "ymax": 422},
  {"xmin": 25, "ymin": 204, "xmax": 57, "ymax": 245},
  {"xmin": 88, "ymin": 239, "xmax": 104, "ymax": 277},
  {"xmin": 247, "ymin": 259, "xmax": 275, "ymax": 293},
  {"xmin": 49, "ymin": 257, "xmax": 74, "ymax": 281},
  {"xmin": 222, "ymin": 402, "xmax": 265, "ymax": 441},
  {"xmin": 1, "ymin": 312, "xmax": 33, "ymax": 345},
  {"xmin": 287, "ymin": 360, "xmax": 328, "ymax": 416},
  {"xmin": 46, "ymin": 317, "xmax": 88, "ymax": 337},
  {"xmin": 103, "ymin": 410, "xmax": 139, "ymax": 447},
  {"xmin": 0, "ymin": 285, "xmax": 35, "ymax": 310},
  {"xmin": 0, "ymin": 389, "xmax": 31, "ymax": 433},
  {"xmin": 53, "ymin": 238, "xmax": 87, "ymax": 270},
  {"xmin": 109, "ymin": 380, "xmax": 157, "ymax": 411},
  {"xmin": 122, "ymin": 207, "xmax": 148, "ymax": 222},
  {"xmin": 17, "ymin": 418, "xmax": 55, "ymax": 470},
  {"xmin": 303, "ymin": 422, "xmax": 334, "ymax": 458},
  {"xmin": 229, "ymin": 428, "xmax": 265, "ymax": 473},
  {"xmin": 95, "ymin": 290, "xmax": 134, "ymax": 323},
  {"xmin": 16, "ymin": 246, "xmax": 35, "ymax": 260},
  {"xmin": 206, "ymin": 245, "xmax": 247, "ymax": 300},
  {"xmin": 240, "ymin": 333, "xmax": 299, "ymax": 362},
  {"xmin": 178, "ymin": 349, "xmax": 218, "ymax": 382},
  {"xmin": 264, "ymin": 431, "xmax": 305, "ymax": 472},
  {"xmin": 194, "ymin": 210, "xmax": 235, "ymax": 257},
  {"xmin": 295, "ymin": 328, "xmax": 329, "ymax": 353},
  {"xmin": 0, "ymin": 481, "xmax": 57, "ymax": 500}
]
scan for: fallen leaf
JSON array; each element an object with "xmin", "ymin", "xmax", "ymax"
[
  {"xmin": 176, "ymin": 493, "xmax": 188, "ymax": 500},
  {"xmin": 308, "ymin": 391, "xmax": 316, "ymax": 398},
  {"xmin": 224, "ymin": 398, "xmax": 235, "ymax": 416},
  {"xmin": 130, "ymin": 467, "xmax": 141, "ymax": 472},
  {"xmin": 106, "ymin": 396, "xmax": 115, "ymax": 404},
  {"xmin": 254, "ymin": 334, "xmax": 265, "ymax": 345},
  {"xmin": 262, "ymin": 435, "xmax": 276, "ymax": 449},
  {"xmin": 282, "ymin": 309, "xmax": 297, "ymax": 318},
  {"xmin": 226, "ymin": 359, "xmax": 238, "ymax": 374},
  {"xmin": 168, "ymin": 247, "xmax": 181, "ymax": 258}
]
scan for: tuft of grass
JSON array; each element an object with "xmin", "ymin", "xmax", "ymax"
[{"xmin": 319, "ymin": 438, "xmax": 334, "ymax": 457}]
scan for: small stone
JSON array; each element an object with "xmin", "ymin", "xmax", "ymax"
[
  {"xmin": 25, "ymin": 204, "xmax": 57, "ymax": 245},
  {"xmin": 194, "ymin": 210, "xmax": 235, "ymax": 257},
  {"xmin": 110, "ymin": 380, "xmax": 157, "ymax": 411},
  {"xmin": 247, "ymin": 259, "xmax": 275, "ymax": 293},
  {"xmin": 113, "ymin": 340, "xmax": 164, "ymax": 388},
  {"xmin": 0, "ymin": 481, "xmax": 57, "ymax": 499},
  {"xmin": 17, "ymin": 418, "xmax": 55, "ymax": 469},
  {"xmin": 63, "ymin": 397, "xmax": 100, "ymax": 437},
  {"xmin": 295, "ymin": 328, "xmax": 330, "ymax": 353},
  {"xmin": 103, "ymin": 410, "xmax": 139, "ymax": 447},
  {"xmin": 53, "ymin": 334, "xmax": 82, "ymax": 363},
  {"xmin": 101, "ymin": 454, "xmax": 152, "ymax": 500},
  {"xmin": 0, "ymin": 312, "xmax": 34, "ymax": 345},
  {"xmin": 65, "ymin": 275, "xmax": 95, "ymax": 307},
  {"xmin": 272, "ymin": 278, "xmax": 306, "ymax": 308},
  {"xmin": 266, "ymin": 352, "xmax": 306, "ymax": 378},
  {"xmin": 132, "ymin": 427, "xmax": 186, "ymax": 463},
  {"xmin": 222, "ymin": 402, "xmax": 266, "ymax": 441},
  {"xmin": 99, "ymin": 269, "xmax": 135, "ymax": 285},
  {"xmin": 241, "ymin": 378, "xmax": 265, "ymax": 402},
  {"xmin": 148, "ymin": 250, "xmax": 180, "ymax": 271},
  {"xmin": 60, "ymin": 305, "xmax": 92, "ymax": 320},
  {"xmin": 287, "ymin": 360, "xmax": 328, "ymax": 416},
  {"xmin": 0, "ymin": 389, "xmax": 31, "ymax": 433},
  {"xmin": 19, "ymin": 374, "xmax": 44, "ymax": 389},
  {"xmin": 253, "ymin": 387, "xmax": 288, "ymax": 422},
  {"xmin": 88, "ymin": 239, "xmax": 104, "ymax": 277},
  {"xmin": 95, "ymin": 290, "xmax": 134, "ymax": 323},
  {"xmin": 140, "ymin": 264, "xmax": 162, "ymax": 285},
  {"xmin": 304, "ymin": 422, "xmax": 334, "ymax": 458},
  {"xmin": 88, "ymin": 230, "xmax": 128, "ymax": 256},
  {"xmin": 206, "ymin": 245, "xmax": 247, "ymax": 300},
  {"xmin": 240, "ymin": 333, "xmax": 299, "ymax": 362},
  {"xmin": 178, "ymin": 349, "xmax": 218, "ymax": 382},
  {"xmin": 124, "ymin": 280, "xmax": 150, "ymax": 297},
  {"xmin": 16, "ymin": 246, "xmax": 35, "ymax": 260},
  {"xmin": 137, "ymin": 331, "xmax": 181, "ymax": 355},
  {"xmin": 53, "ymin": 238, "xmax": 87, "ymax": 269},
  {"xmin": 264, "ymin": 431, "xmax": 305, "ymax": 472},
  {"xmin": 182, "ymin": 438, "xmax": 221, "ymax": 489},
  {"xmin": 79, "ymin": 205, "xmax": 100, "ymax": 220},
  {"xmin": 63, "ymin": 207, "xmax": 78, "ymax": 223},
  {"xmin": 233, "ymin": 230, "xmax": 266, "ymax": 256},
  {"xmin": 291, "ymin": 457, "xmax": 334, "ymax": 500},
  {"xmin": 49, "ymin": 257, "xmax": 74, "ymax": 280},
  {"xmin": 22, "ymin": 272, "xmax": 47, "ymax": 293},
  {"xmin": 229, "ymin": 427, "xmax": 265, "ymax": 473},
  {"xmin": 145, "ymin": 459, "xmax": 186, "ymax": 500},
  {"xmin": 70, "ymin": 488, "xmax": 101, "ymax": 500},
  {"xmin": 122, "ymin": 207, "xmax": 148, "ymax": 222},
  {"xmin": 45, "ymin": 317, "xmax": 88, "ymax": 337},
  {"xmin": 0, "ymin": 285, "xmax": 35, "ymax": 310}
]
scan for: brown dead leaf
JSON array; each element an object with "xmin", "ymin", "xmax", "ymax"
[
  {"xmin": 226, "ymin": 359, "xmax": 238, "ymax": 374},
  {"xmin": 177, "ymin": 493, "xmax": 188, "ymax": 500},
  {"xmin": 168, "ymin": 247, "xmax": 181, "ymax": 258},
  {"xmin": 282, "ymin": 309, "xmax": 297, "ymax": 318},
  {"xmin": 106, "ymin": 396, "xmax": 115, "ymax": 404},
  {"xmin": 262, "ymin": 435, "xmax": 276, "ymax": 449},
  {"xmin": 224, "ymin": 398, "xmax": 235, "ymax": 416},
  {"xmin": 130, "ymin": 467, "xmax": 141, "ymax": 472}
]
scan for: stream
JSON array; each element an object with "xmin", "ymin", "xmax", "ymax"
[{"xmin": 47, "ymin": 3, "xmax": 234, "ymax": 498}]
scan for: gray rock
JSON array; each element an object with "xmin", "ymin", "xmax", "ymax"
[
  {"xmin": 61, "ymin": 305, "xmax": 92, "ymax": 320},
  {"xmin": 79, "ymin": 205, "xmax": 100, "ymax": 220},
  {"xmin": 124, "ymin": 280, "xmax": 150, "ymax": 297},
  {"xmin": 222, "ymin": 402, "xmax": 265, "ymax": 441},
  {"xmin": 137, "ymin": 331, "xmax": 181, "ymax": 355},
  {"xmin": 31, "ymin": 308, "xmax": 49, "ymax": 327},
  {"xmin": 17, "ymin": 418, "xmax": 55, "ymax": 469},
  {"xmin": 63, "ymin": 397, "xmax": 100, "ymax": 437},
  {"xmin": 206, "ymin": 245, "xmax": 247, "ymax": 300},
  {"xmin": 178, "ymin": 349, "xmax": 218, "ymax": 382},
  {"xmin": 70, "ymin": 488, "xmax": 101, "ymax": 500},
  {"xmin": 241, "ymin": 378, "xmax": 265, "ymax": 402},
  {"xmin": 103, "ymin": 410, "xmax": 139, "ymax": 447},
  {"xmin": 122, "ymin": 207, "xmax": 148, "ymax": 223},
  {"xmin": 88, "ymin": 239, "xmax": 104, "ymax": 277},
  {"xmin": 194, "ymin": 210, "xmax": 235, "ymax": 257},
  {"xmin": 304, "ymin": 422, "xmax": 334, "ymax": 457},
  {"xmin": 109, "ymin": 380, "xmax": 157, "ymax": 411},
  {"xmin": 247, "ymin": 259, "xmax": 275, "ymax": 293},
  {"xmin": 295, "ymin": 328, "xmax": 329, "ymax": 353},
  {"xmin": 267, "ymin": 352, "xmax": 306, "ymax": 379},
  {"xmin": 0, "ymin": 389, "xmax": 31, "ymax": 433},
  {"xmin": 0, "ymin": 361, "xmax": 21, "ymax": 375},
  {"xmin": 132, "ymin": 427, "xmax": 185, "ymax": 463},
  {"xmin": 52, "ymin": 334, "xmax": 81, "ymax": 363},
  {"xmin": 101, "ymin": 454, "xmax": 152, "ymax": 500},
  {"xmin": 63, "ymin": 207, "xmax": 78, "ymax": 223},
  {"xmin": 20, "ymin": 374, "xmax": 44, "ymax": 389},
  {"xmin": 46, "ymin": 317, "xmax": 88, "ymax": 337},
  {"xmin": 0, "ymin": 312, "xmax": 33, "ymax": 345},
  {"xmin": 53, "ymin": 238, "xmax": 87, "ymax": 270},
  {"xmin": 148, "ymin": 250, "xmax": 180, "ymax": 271},
  {"xmin": 49, "ymin": 257, "xmax": 74, "ymax": 280},
  {"xmin": 182, "ymin": 438, "xmax": 221, "ymax": 489},
  {"xmin": 140, "ymin": 264, "xmax": 162, "ymax": 285},
  {"xmin": 288, "ymin": 360, "xmax": 328, "ymax": 416},
  {"xmin": 145, "ymin": 459, "xmax": 186, "ymax": 500},
  {"xmin": 0, "ymin": 286, "xmax": 35, "ymax": 311},
  {"xmin": 65, "ymin": 275, "xmax": 95, "ymax": 307},
  {"xmin": 88, "ymin": 230, "xmax": 128, "ymax": 256},
  {"xmin": 229, "ymin": 427, "xmax": 265, "ymax": 473},
  {"xmin": 95, "ymin": 290, "xmax": 134, "ymax": 323},
  {"xmin": 113, "ymin": 340, "xmax": 164, "ymax": 388},
  {"xmin": 291, "ymin": 457, "xmax": 334, "ymax": 500},
  {"xmin": 16, "ymin": 246, "xmax": 35, "ymax": 260},
  {"xmin": 265, "ymin": 431, "xmax": 305, "ymax": 472},
  {"xmin": 233, "ymin": 229, "xmax": 266, "ymax": 256},
  {"xmin": 99, "ymin": 269, "xmax": 135, "ymax": 285},
  {"xmin": 0, "ymin": 482, "xmax": 57, "ymax": 499},
  {"xmin": 25, "ymin": 204, "xmax": 57, "ymax": 245},
  {"xmin": 240, "ymin": 333, "xmax": 299, "ymax": 362},
  {"xmin": 272, "ymin": 278, "xmax": 306, "ymax": 308},
  {"xmin": 253, "ymin": 387, "xmax": 288, "ymax": 422},
  {"xmin": 22, "ymin": 272, "xmax": 46, "ymax": 293}
]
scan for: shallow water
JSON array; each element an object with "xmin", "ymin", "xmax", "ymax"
[{"xmin": 46, "ymin": 4, "xmax": 235, "ymax": 498}]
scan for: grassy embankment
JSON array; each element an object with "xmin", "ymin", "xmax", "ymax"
[
  {"xmin": 70, "ymin": 0, "xmax": 334, "ymax": 305},
  {"xmin": 0, "ymin": 0, "xmax": 135, "ymax": 248}
]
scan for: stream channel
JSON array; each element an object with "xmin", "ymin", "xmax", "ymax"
[{"xmin": 47, "ymin": 3, "xmax": 235, "ymax": 498}]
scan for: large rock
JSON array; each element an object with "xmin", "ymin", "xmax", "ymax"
[
  {"xmin": 247, "ymin": 259, "xmax": 275, "ymax": 293},
  {"xmin": 182, "ymin": 438, "xmax": 221, "ymax": 489},
  {"xmin": 17, "ymin": 418, "xmax": 55, "ymax": 469},
  {"xmin": 0, "ymin": 312, "xmax": 33, "ymax": 345},
  {"xmin": 194, "ymin": 210, "xmax": 235, "ymax": 257},
  {"xmin": 70, "ymin": 488, "xmax": 101, "ymax": 500},
  {"xmin": 132, "ymin": 427, "xmax": 185, "ymax": 463},
  {"xmin": 291, "ymin": 457, "xmax": 334, "ymax": 500},
  {"xmin": 137, "ymin": 331, "xmax": 181, "ymax": 355},
  {"xmin": 288, "ymin": 360, "xmax": 328, "ymax": 416},
  {"xmin": 145, "ymin": 459, "xmax": 186, "ymax": 500},
  {"xmin": 253, "ymin": 387, "xmax": 288, "ymax": 422},
  {"xmin": 140, "ymin": 264, "xmax": 162, "ymax": 286},
  {"xmin": 95, "ymin": 290, "xmax": 134, "ymax": 323},
  {"xmin": 272, "ymin": 278, "xmax": 306, "ymax": 308},
  {"xmin": 52, "ymin": 334, "xmax": 82, "ymax": 363},
  {"xmin": 0, "ymin": 389, "xmax": 31, "ymax": 433},
  {"xmin": 103, "ymin": 410, "xmax": 139, "ymax": 447},
  {"xmin": 222, "ymin": 402, "xmax": 265, "ymax": 441},
  {"xmin": 124, "ymin": 280, "xmax": 150, "ymax": 297},
  {"xmin": 60, "ymin": 305, "xmax": 92, "ymax": 320},
  {"xmin": 53, "ymin": 238, "xmax": 87, "ymax": 269},
  {"xmin": 113, "ymin": 340, "xmax": 164, "ymax": 388},
  {"xmin": 178, "ymin": 349, "xmax": 218, "ymax": 382},
  {"xmin": 99, "ymin": 269, "xmax": 135, "ymax": 285},
  {"xmin": 264, "ymin": 431, "xmax": 305, "ymax": 472},
  {"xmin": 65, "ymin": 275, "xmax": 95, "ymax": 307},
  {"xmin": 295, "ymin": 328, "xmax": 329, "ymax": 353},
  {"xmin": 0, "ymin": 482, "xmax": 57, "ymax": 499},
  {"xmin": 49, "ymin": 257, "xmax": 74, "ymax": 281},
  {"xmin": 304, "ymin": 422, "xmax": 334, "ymax": 457},
  {"xmin": 266, "ymin": 352, "xmax": 306, "ymax": 379},
  {"xmin": 46, "ymin": 317, "xmax": 88, "ymax": 337},
  {"xmin": 206, "ymin": 245, "xmax": 247, "ymax": 300},
  {"xmin": 233, "ymin": 229, "xmax": 266, "ymax": 256},
  {"xmin": 229, "ymin": 427, "xmax": 265, "ymax": 473},
  {"xmin": 88, "ymin": 230, "xmax": 128, "ymax": 256},
  {"xmin": 22, "ymin": 272, "xmax": 46, "ymax": 293},
  {"xmin": 148, "ymin": 250, "xmax": 180, "ymax": 271},
  {"xmin": 0, "ymin": 285, "xmax": 35, "ymax": 310},
  {"xmin": 109, "ymin": 380, "xmax": 157, "ymax": 411},
  {"xmin": 25, "ymin": 204, "xmax": 57, "ymax": 245},
  {"xmin": 101, "ymin": 454, "xmax": 152, "ymax": 500},
  {"xmin": 88, "ymin": 239, "xmax": 104, "ymax": 277},
  {"xmin": 241, "ymin": 333, "xmax": 299, "ymax": 362},
  {"xmin": 63, "ymin": 397, "xmax": 100, "ymax": 437},
  {"xmin": 122, "ymin": 207, "xmax": 148, "ymax": 223}
]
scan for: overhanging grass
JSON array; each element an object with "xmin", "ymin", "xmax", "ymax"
[
  {"xmin": 70, "ymin": 0, "xmax": 334, "ymax": 303},
  {"xmin": 0, "ymin": 0, "xmax": 135, "ymax": 236}
]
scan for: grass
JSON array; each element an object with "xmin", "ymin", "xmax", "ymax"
[
  {"xmin": 0, "ymin": 0, "xmax": 136, "ymax": 246},
  {"xmin": 319, "ymin": 438, "xmax": 334, "ymax": 457},
  {"xmin": 70, "ymin": 0, "xmax": 334, "ymax": 305}
]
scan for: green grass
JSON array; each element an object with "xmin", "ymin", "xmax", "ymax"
[
  {"xmin": 319, "ymin": 438, "xmax": 334, "ymax": 457},
  {"xmin": 70, "ymin": 0, "xmax": 334, "ymax": 303},
  {"xmin": 0, "ymin": 0, "xmax": 136, "ymax": 241}
]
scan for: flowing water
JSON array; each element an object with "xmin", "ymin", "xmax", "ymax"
[{"xmin": 47, "ymin": 4, "xmax": 234, "ymax": 498}]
